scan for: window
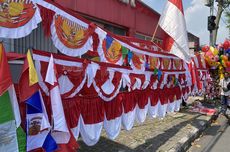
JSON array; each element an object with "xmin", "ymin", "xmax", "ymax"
[
  {"xmin": 135, "ymin": 32, "xmax": 163, "ymax": 45},
  {"xmin": 4, "ymin": 23, "xmax": 57, "ymax": 54}
]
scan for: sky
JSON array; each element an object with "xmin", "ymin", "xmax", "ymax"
[{"xmin": 142, "ymin": 0, "xmax": 229, "ymax": 45}]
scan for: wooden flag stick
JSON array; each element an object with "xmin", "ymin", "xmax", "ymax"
[{"xmin": 151, "ymin": 23, "xmax": 159, "ymax": 42}]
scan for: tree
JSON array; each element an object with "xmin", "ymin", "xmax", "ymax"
[
  {"xmin": 213, "ymin": 0, "xmax": 230, "ymax": 44},
  {"xmin": 225, "ymin": 10, "xmax": 230, "ymax": 29}
]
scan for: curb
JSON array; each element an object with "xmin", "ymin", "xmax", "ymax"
[{"xmin": 167, "ymin": 113, "xmax": 219, "ymax": 152}]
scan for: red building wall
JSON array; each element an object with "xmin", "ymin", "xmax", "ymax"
[{"xmin": 54, "ymin": 0, "xmax": 167, "ymax": 41}]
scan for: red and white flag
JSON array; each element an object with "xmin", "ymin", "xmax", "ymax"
[
  {"xmin": 159, "ymin": 0, "xmax": 191, "ymax": 63},
  {"xmin": 45, "ymin": 54, "xmax": 70, "ymax": 144}
]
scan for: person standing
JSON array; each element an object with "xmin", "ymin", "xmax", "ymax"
[{"xmin": 219, "ymin": 72, "xmax": 230, "ymax": 123}]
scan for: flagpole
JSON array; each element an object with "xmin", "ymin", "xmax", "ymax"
[
  {"xmin": 151, "ymin": 23, "xmax": 159, "ymax": 42},
  {"xmin": 150, "ymin": 23, "xmax": 164, "ymax": 51}
]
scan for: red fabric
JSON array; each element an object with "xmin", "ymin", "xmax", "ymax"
[
  {"xmin": 56, "ymin": 62, "xmax": 87, "ymax": 98},
  {"xmin": 163, "ymin": 35, "xmax": 174, "ymax": 52},
  {"xmin": 104, "ymin": 94, "xmax": 123, "ymax": 120},
  {"xmin": 56, "ymin": 130, "xmax": 79, "ymax": 152},
  {"xmin": 149, "ymin": 89, "xmax": 159, "ymax": 106},
  {"xmin": 6, "ymin": 52, "xmax": 26, "ymax": 61},
  {"xmin": 0, "ymin": 44, "xmax": 13, "ymax": 95},
  {"xmin": 136, "ymin": 90, "xmax": 149, "ymax": 109},
  {"xmin": 94, "ymin": 70, "xmax": 122, "ymax": 98},
  {"xmin": 79, "ymin": 96, "xmax": 104, "ymax": 124},
  {"xmin": 169, "ymin": 0, "xmax": 184, "ymax": 14},
  {"xmin": 175, "ymin": 86, "xmax": 182, "ymax": 100},
  {"xmin": 92, "ymin": 32, "xmax": 99, "ymax": 52},
  {"xmin": 38, "ymin": 5, "xmax": 55, "ymax": 37},
  {"xmin": 129, "ymin": 73, "xmax": 145, "ymax": 90},
  {"xmin": 159, "ymin": 87, "xmax": 169, "ymax": 105},
  {"xmin": 62, "ymin": 98, "xmax": 81, "ymax": 128},
  {"xmin": 122, "ymin": 92, "xmax": 137, "ymax": 113},
  {"xmin": 18, "ymin": 58, "xmax": 39, "ymax": 102},
  {"xmin": 168, "ymin": 87, "xmax": 175, "ymax": 103}
]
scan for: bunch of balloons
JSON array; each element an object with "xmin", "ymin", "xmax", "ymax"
[
  {"xmin": 202, "ymin": 40, "xmax": 230, "ymax": 70},
  {"xmin": 202, "ymin": 46, "xmax": 220, "ymax": 69}
]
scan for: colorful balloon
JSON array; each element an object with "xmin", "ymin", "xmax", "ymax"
[
  {"xmin": 222, "ymin": 55, "xmax": 228, "ymax": 61},
  {"xmin": 223, "ymin": 40, "xmax": 230, "ymax": 50},
  {"xmin": 202, "ymin": 45, "xmax": 209, "ymax": 52},
  {"xmin": 213, "ymin": 48, "xmax": 219, "ymax": 55}
]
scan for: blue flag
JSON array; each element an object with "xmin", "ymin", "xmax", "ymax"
[{"xmin": 26, "ymin": 91, "xmax": 57, "ymax": 152}]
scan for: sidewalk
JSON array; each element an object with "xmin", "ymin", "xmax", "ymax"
[{"xmin": 78, "ymin": 97, "xmax": 218, "ymax": 152}]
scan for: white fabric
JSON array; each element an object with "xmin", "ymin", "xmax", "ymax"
[
  {"xmin": 0, "ymin": 121, "xmax": 19, "ymax": 152},
  {"xmin": 122, "ymin": 73, "xmax": 131, "ymax": 90},
  {"xmin": 51, "ymin": 15, "xmax": 94, "ymax": 57},
  {"xmin": 50, "ymin": 87, "xmax": 70, "ymax": 144},
  {"xmin": 26, "ymin": 114, "xmax": 50, "ymax": 151},
  {"xmin": 79, "ymin": 116, "xmax": 103, "ymax": 146},
  {"xmin": 142, "ymin": 73, "xmax": 151, "ymax": 90},
  {"xmin": 115, "ymin": 38, "xmax": 178, "ymax": 59},
  {"xmin": 104, "ymin": 116, "xmax": 122, "ymax": 140},
  {"xmin": 71, "ymin": 124, "xmax": 80, "ymax": 140},
  {"xmin": 33, "ymin": 54, "xmax": 83, "ymax": 67},
  {"xmin": 167, "ymin": 101, "xmax": 176, "ymax": 113},
  {"xmin": 92, "ymin": 78, "xmax": 123, "ymax": 102},
  {"xmin": 122, "ymin": 106, "xmax": 136, "ymax": 131},
  {"xmin": 0, "ymin": 2, "xmax": 41, "ymax": 39},
  {"xmin": 95, "ymin": 28, "xmax": 123, "ymax": 65},
  {"xmin": 58, "ymin": 75, "xmax": 74, "ymax": 95},
  {"xmin": 219, "ymin": 78, "xmax": 230, "ymax": 96},
  {"xmin": 34, "ymin": 0, "xmax": 88, "ymax": 28},
  {"xmin": 86, "ymin": 63, "xmax": 100, "ymax": 87},
  {"xmin": 35, "ymin": 61, "xmax": 49, "ymax": 96},
  {"xmin": 159, "ymin": 1, "xmax": 191, "ymax": 63},
  {"xmin": 130, "ymin": 55, "xmax": 145, "ymax": 71},
  {"xmin": 101, "ymin": 71, "xmax": 115, "ymax": 95},
  {"xmin": 45, "ymin": 55, "xmax": 70, "ymax": 144},
  {"xmin": 132, "ymin": 78, "xmax": 142, "ymax": 90},
  {"xmin": 174, "ymin": 99, "xmax": 182, "ymax": 112},
  {"xmin": 45, "ymin": 55, "xmax": 56, "ymax": 85},
  {"xmin": 8, "ymin": 85, "xmax": 21, "ymax": 128},
  {"xmin": 157, "ymin": 100, "xmax": 168, "ymax": 118},
  {"xmin": 148, "ymin": 99, "xmax": 158, "ymax": 118},
  {"xmin": 160, "ymin": 74, "xmax": 168, "ymax": 89},
  {"xmin": 136, "ymin": 102, "xmax": 149, "ymax": 123}
]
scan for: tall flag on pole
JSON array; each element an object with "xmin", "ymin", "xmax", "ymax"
[
  {"xmin": 0, "ymin": 43, "xmax": 25, "ymax": 152},
  {"xmin": 18, "ymin": 50, "xmax": 58, "ymax": 151},
  {"xmin": 159, "ymin": 0, "xmax": 191, "ymax": 63},
  {"xmin": 45, "ymin": 54, "xmax": 70, "ymax": 144}
]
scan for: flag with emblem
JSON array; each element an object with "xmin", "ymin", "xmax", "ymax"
[{"xmin": 18, "ymin": 50, "xmax": 57, "ymax": 151}]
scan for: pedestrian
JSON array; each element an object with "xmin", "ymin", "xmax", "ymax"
[{"xmin": 219, "ymin": 71, "xmax": 230, "ymax": 124}]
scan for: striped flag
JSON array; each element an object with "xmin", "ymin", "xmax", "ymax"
[
  {"xmin": 0, "ymin": 43, "xmax": 25, "ymax": 152},
  {"xmin": 159, "ymin": 0, "xmax": 191, "ymax": 63}
]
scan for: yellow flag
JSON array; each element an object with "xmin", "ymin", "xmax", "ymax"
[{"xmin": 27, "ymin": 50, "xmax": 38, "ymax": 86}]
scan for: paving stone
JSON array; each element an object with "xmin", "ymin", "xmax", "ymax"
[{"xmin": 78, "ymin": 97, "xmax": 216, "ymax": 152}]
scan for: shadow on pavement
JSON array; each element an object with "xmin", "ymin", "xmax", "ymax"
[{"xmin": 78, "ymin": 112, "xmax": 203, "ymax": 152}]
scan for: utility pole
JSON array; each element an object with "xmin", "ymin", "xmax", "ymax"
[{"xmin": 205, "ymin": 0, "xmax": 215, "ymax": 46}]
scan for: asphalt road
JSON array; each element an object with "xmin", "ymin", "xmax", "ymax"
[{"xmin": 188, "ymin": 114, "xmax": 230, "ymax": 152}]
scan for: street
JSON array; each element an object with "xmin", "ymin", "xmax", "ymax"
[{"xmin": 188, "ymin": 115, "xmax": 230, "ymax": 152}]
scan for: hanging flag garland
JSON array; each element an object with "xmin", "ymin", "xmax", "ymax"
[
  {"xmin": 0, "ymin": 0, "xmax": 41, "ymax": 38},
  {"xmin": 51, "ymin": 14, "xmax": 95, "ymax": 57},
  {"xmin": 130, "ymin": 52, "xmax": 146, "ymax": 71},
  {"xmin": 100, "ymin": 35, "xmax": 123, "ymax": 65}
]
